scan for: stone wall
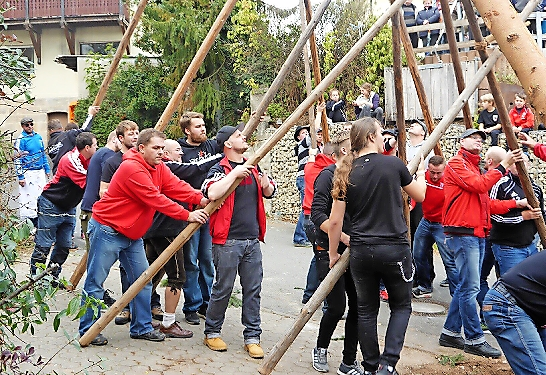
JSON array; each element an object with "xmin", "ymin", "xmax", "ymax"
[{"xmin": 248, "ymin": 123, "xmax": 546, "ymax": 223}]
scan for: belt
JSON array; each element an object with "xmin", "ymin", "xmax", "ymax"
[
  {"xmin": 304, "ymin": 214, "xmax": 310, "ymax": 220},
  {"xmin": 491, "ymin": 280, "xmax": 518, "ymax": 306}
]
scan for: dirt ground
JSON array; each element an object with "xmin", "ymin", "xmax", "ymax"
[{"xmin": 405, "ymin": 357, "xmax": 514, "ymax": 375}]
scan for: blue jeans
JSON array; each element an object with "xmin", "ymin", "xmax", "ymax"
[
  {"xmin": 483, "ymin": 287, "xmax": 546, "ymax": 375},
  {"xmin": 492, "ymin": 242, "xmax": 537, "ymax": 276},
  {"xmin": 478, "ymin": 238, "xmax": 497, "ymax": 319},
  {"xmin": 442, "ymin": 235, "xmax": 485, "ymax": 344},
  {"xmin": 30, "ymin": 195, "xmax": 75, "ymax": 277},
  {"xmin": 204, "ymin": 239, "xmax": 263, "ymax": 343},
  {"xmin": 79, "ymin": 218, "xmax": 153, "ymax": 337},
  {"xmin": 413, "ymin": 219, "xmax": 454, "ymax": 291},
  {"xmin": 183, "ymin": 222, "xmax": 214, "ymax": 313},
  {"xmin": 293, "ymin": 176, "xmax": 308, "ymax": 244}
]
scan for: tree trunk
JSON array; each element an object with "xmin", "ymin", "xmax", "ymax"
[{"xmin": 472, "ymin": 0, "xmax": 546, "ymax": 124}]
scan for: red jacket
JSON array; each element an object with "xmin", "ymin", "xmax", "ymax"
[
  {"xmin": 92, "ymin": 148, "xmax": 203, "ymax": 240},
  {"xmin": 443, "ymin": 148, "xmax": 510, "ymax": 237},
  {"xmin": 509, "ymin": 106, "xmax": 534, "ymax": 129},
  {"xmin": 204, "ymin": 156, "xmax": 275, "ymax": 245},
  {"xmin": 303, "ymin": 154, "xmax": 335, "ymax": 215},
  {"xmin": 422, "ymin": 171, "xmax": 444, "ymax": 223},
  {"xmin": 532, "ymin": 143, "xmax": 546, "ymax": 161}
]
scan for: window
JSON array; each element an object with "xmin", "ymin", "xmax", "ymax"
[
  {"xmin": 80, "ymin": 42, "xmax": 121, "ymax": 55},
  {"xmin": 1, "ymin": 46, "xmax": 35, "ymax": 64}
]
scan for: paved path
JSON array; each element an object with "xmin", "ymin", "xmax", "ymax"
[{"xmin": 15, "ymin": 220, "xmax": 503, "ymax": 374}]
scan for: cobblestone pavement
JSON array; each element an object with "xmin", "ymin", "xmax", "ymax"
[{"xmin": 14, "ymin": 220, "xmax": 503, "ymax": 374}]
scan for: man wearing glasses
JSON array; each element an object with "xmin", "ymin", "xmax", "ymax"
[
  {"xmin": 439, "ymin": 128, "xmax": 523, "ymax": 358},
  {"xmin": 14, "ymin": 117, "xmax": 51, "ymax": 228}
]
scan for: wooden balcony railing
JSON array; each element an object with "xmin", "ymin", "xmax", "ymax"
[{"xmin": 3, "ymin": 0, "xmax": 125, "ymax": 20}]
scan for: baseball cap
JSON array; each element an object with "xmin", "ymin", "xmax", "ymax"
[
  {"xmin": 382, "ymin": 128, "xmax": 398, "ymax": 138},
  {"xmin": 216, "ymin": 123, "xmax": 244, "ymax": 147},
  {"xmin": 460, "ymin": 128, "xmax": 486, "ymax": 141},
  {"xmin": 412, "ymin": 119, "xmax": 427, "ymax": 136},
  {"xmin": 294, "ymin": 125, "xmax": 310, "ymax": 142}
]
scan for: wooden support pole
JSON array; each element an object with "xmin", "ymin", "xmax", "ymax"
[
  {"xmin": 242, "ymin": 0, "xmax": 332, "ymax": 138},
  {"xmin": 67, "ymin": 252, "xmax": 87, "ymax": 291},
  {"xmin": 299, "ymin": 0, "xmax": 317, "ymax": 149},
  {"xmin": 392, "ymin": 7, "xmax": 411, "ymax": 238},
  {"xmin": 461, "ymin": 0, "xmax": 546, "ymax": 247},
  {"xmin": 398, "ymin": 14, "xmax": 442, "ymax": 156},
  {"xmin": 440, "ymin": 0, "xmax": 473, "ymax": 130},
  {"xmin": 303, "ymin": 0, "xmax": 329, "ymax": 142},
  {"xmin": 472, "ymin": 0, "xmax": 546, "ymax": 124},
  {"xmin": 258, "ymin": 251, "xmax": 349, "ymax": 375},
  {"xmin": 79, "ymin": 0, "xmax": 406, "ymax": 349},
  {"xmin": 93, "ymin": 0, "xmax": 148, "ymax": 106},
  {"xmin": 154, "ymin": 0, "xmax": 238, "ymax": 131}
]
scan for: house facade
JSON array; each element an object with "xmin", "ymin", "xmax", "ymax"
[{"xmin": 1, "ymin": 0, "xmax": 130, "ymax": 140}]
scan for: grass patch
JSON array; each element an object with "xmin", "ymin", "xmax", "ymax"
[
  {"xmin": 228, "ymin": 289, "xmax": 242, "ymax": 308},
  {"xmin": 438, "ymin": 353, "xmax": 465, "ymax": 367}
]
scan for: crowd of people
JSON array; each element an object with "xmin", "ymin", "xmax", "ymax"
[{"xmin": 11, "ymin": 86, "xmax": 546, "ymax": 374}]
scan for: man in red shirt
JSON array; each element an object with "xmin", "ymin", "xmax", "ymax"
[
  {"xmin": 78, "ymin": 129, "xmax": 209, "ymax": 346},
  {"xmin": 412, "ymin": 156, "xmax": 457, "ymax": 298}
]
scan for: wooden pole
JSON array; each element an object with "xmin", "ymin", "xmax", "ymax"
[
  {"xmin": 242, "ymin": 0, "xmax": 332, "ymax": 138},
  {"xmin": 398, "ymin": 14, "xmax": 443, "ymax": 156},
  {"xmin": 93, "ymin": 0, "xmax": 148, "ymax": 106},
  {"xmin": 154, "ymin": 0, "xmax": 238, "ymax": 131},
  {"xmin": 79, "ymin": 0, "xmax": 406, "ymax": 348},
  {"xmin": 461, "ymin": 0, "xmax": 546, "ymax": 247},
  {"xmin": 258, "ymin": 251, "xmax": 349, "ymax": 375},
  {"xmin": 303, "ymin": 0, "xmax": 329, "ymax": 142},
  {"xmin": 299, "ymin": 0, "xmax": 317, "ymax": 149},
  {"xmin": 67, "ymin": 253, "xmax": 87, "ymax": 291},
  {"xmin": 406, "ymin": 0, "xmax": 541, "ymax": 175},
  {"xmin": 440, "ymin": 0, "xmax": 473, "ymax": 130},
  {"xmin": 472, "ymin": 0, "xmax": 546, "ymax": 125}
]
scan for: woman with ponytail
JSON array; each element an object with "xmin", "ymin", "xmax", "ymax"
[{"xmin": 328, "ymin": 118, "xmax": 426, "ymax": 375}]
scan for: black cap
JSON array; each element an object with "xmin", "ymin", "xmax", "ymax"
[
  {"xmin": 412, "ymin": 119, "xmax": 427, "ymax": 136},
  {"xmin": 460, "ymin": 128, "xmax": 486, "ymax": 141},
  {"xmin": 382, "ymin": 128, "xmax": 398, "ymax": 138},
  {"xmin": 216, "ymin": 123, "xmax": 244, "ymax": 147},
  {"xmin": 20, "ymin": 117, "xmax": 33, "ymax": 125},
  {"xmin": 294, "ymin": 125, "xmax": 310, "ymax": 142}
]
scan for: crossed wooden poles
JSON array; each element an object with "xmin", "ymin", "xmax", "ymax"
[{"xmin": 68, "ymin": 0, "xmax": 546, "ymax": 372}]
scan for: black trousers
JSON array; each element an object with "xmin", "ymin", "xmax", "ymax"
[
  {"xmin": 315, "ymin": 249, "xmax": 359, "ymax": 365},
  {"xmin": 350, "ymin": 243, "xmax": 413, "ymax": 372}
]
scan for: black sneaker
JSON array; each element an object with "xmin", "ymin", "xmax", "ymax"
[
  {"xmin": 464, "ymin": 342, "xmax": 501, "ymax": 358},
  {"xmin": 185, "ymin": 311, "xmax": 200, "ymax": 325},
  {"xmin": 197, "ymin": 304, "xmax": 208, "ymax": 319},
  {"xmin": 337, "ymin": 360, "xmax": 365, "ymax": 375},
  {"xmin": 376, "ymin": 364, "xmax": 398, "ymax": 375},
  {"xmin": 439, "ymin": 333, "xmax": 465, "ymax": 350},
  {"xmin": 412, "ymin": 286, "xmax": 432, "ymax": 299},
  {"xmin": 130, "ymin": 329, "xmax": 166, "ymax": 342},
  {"xmin": 312, "ymin": 347, "xmax": 328, "ymax": 372},
  {"xmin": 440, "ymin": 278, "xmax": 449, "ymax": 287},
  {"xmin": 102, "ymin": 290, "xmax": 116, "ymax": 308}
]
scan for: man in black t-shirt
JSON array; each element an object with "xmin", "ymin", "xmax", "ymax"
[
  {"xmin": 477, "ymin": 94, "xmax": 502, "ymax": 146},
  {"xmin": 482, "ymin": 250, "xmax": 546, "ymax": 374},
  {"xmin": 201, "ymin": 125, "xmax": 276, "ymax": 359}
]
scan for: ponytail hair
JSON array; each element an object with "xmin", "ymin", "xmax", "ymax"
[{"xmin": 331, "ymin": 117, "xmax": 379, "ymax": 200}]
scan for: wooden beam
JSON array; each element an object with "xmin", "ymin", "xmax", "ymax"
[
  {"xmin": 242, "ymin": 0, "xmax": 332, "ymax": 138},
  {"xmin": 406, "ymin": 17, "xmax": 483, "ymax": 34},
  {"xmin": 303, "ymin": 0, "xmax": 329, "ymax": 142},
  {"xmin": 92, "ymin": 0, "xmax": 148, "ymax": 107},
  {"xmin": 79, "ymin": 0, "xmax": 407, "ymax": 349},
  {"xmin": 440, "ymin": 0, "xmax": 472, "ymax": 129},
  {"xmin": 299, "ymin": 0, "xmax": 316, "ymax": 148},
  {"xmin": 24, "ymin": 22, "xmax": 41, "ymax": 65},
  {"xmin": 461, "ymin": 0, "xmax": 546, "ymax": 247},
  {"xmin": 398, "ymin": 13, "xmax": 442, "ymax": 156},
  {"xmin": 61, "ymin": 21, "xmax": 76, "ymax": 55},
  {"xmin": 413, "ymin": 40, "xmax": 477, "ymax": 54}
]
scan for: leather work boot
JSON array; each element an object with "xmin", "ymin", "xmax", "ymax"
[
  {"xmin": 204, "ymin": 337, "xmax": 228, "ymax": 351},
  {"xmin": 244, "ymin": 343, "xmax": 264, "ymax": 359}
]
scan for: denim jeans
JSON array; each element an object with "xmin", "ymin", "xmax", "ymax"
[
  {"xmin": 302, "ymin": 215, "xmax": 318, "ymax": 302},
  {"xmin": 316, "ymin": 250, "xmax": 359, "ymax": 365},
  {"xmin": 478, "ymin": 238, "xmax": 498, "ymax": 318},
  {"xmin": 350, "ymin": 243, "xmax": 413, "ymax": 372},
  {"xmin": 492, "ymin": 242, "xmax": 538, "ymax": 276},
  {"xmin": 442, "ymin": 235, "xmax": 485, "ymax": 344},
  {"xmin": 293, "ymin": 176, "xmax": 308, "ymax": 244},
  {"xmin": 488, "ymin": 129, "xmax": 502, "ymax": 146},
  {"xmin": 183, "ymin": 222, "xmax": 214, "ymax": 313},
  {"xmin": 413, "ymin": 218, "xmax": 454, "ymax": 291},
  {"xmin": 204, "ymin": 239, "xmax": 262, "ymax": 343},
  {"xmin": 483, "ymin": 288, "xmax": 546, "ymax": 375},
  {"xmin": 30, "ymin": 195, "xmax": 75, "ymax": 277},
  {"xmin": 79, "ymin": 218, "xmax": 154, "ymax": 337}
]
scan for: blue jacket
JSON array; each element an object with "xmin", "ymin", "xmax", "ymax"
[
  {"xmin": 14, "ymin": 131, "xmax": 51, "ymax": 180},
  {"xmin": 416, "ymin": 6, "xmax": 441, "ymax": 37}
]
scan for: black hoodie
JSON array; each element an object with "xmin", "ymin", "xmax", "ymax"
[{"xmin": 177, "ymin": 138, "xmax": 223, "ymax": 189}]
